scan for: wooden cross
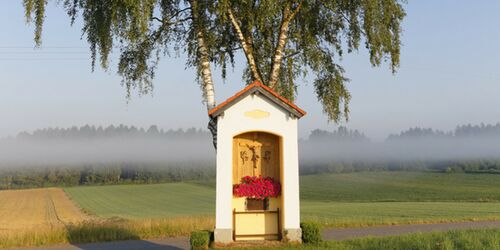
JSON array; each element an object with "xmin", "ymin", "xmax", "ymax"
[{"xmin": 239, "ymin": 140, "xmax": 272, "ymax": 169}]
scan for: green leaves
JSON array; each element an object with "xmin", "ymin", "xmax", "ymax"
[
  {"xmin": 218, "ymin": 0, "xmax": 404, "ymax": 121},
  {"xmin": 23, "ymin": 0, "xmax": 406, "ymax": 123},
  {"xmin": 361, "ymin": 0, "xmax": 405, "ymax": 73},
  {"xmin": 314, "ymin": 62, "xmax": 351, "ymax": 123},
  {"xmin": 23, "ymin": 0, "xmax": 48, "ymax": 46}
]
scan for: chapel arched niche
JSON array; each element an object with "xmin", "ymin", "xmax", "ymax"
[
  {"xmin": 231, "ymin": 131, "xmax": 283, "ymax": 241},
  {"xmin": 232, "ymin": 131, "xmax": 281, "ymax": 183}
]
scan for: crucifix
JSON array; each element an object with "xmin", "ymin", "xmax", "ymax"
[{"xmin": 239, "ymin": 139, "xmax": 271, "ymax": 176}]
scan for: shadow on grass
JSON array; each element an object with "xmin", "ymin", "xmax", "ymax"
[
  {"xmin": 69, "ymin": 240, "xmax": 184, "ymax": 250},
  {"xmin": 65, "ymin": 221, "xmax": 185, "ymax": 250}
]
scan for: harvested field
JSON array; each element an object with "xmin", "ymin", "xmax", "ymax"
[{"xmin": 0, "ymin": 188, "xmax": 91, "ymax": 231}]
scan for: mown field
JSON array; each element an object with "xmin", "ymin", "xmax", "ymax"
[
  {"xmin": 0, "ymin": 188, "xmax": 93, "ymax": 248},
  {"xmin": 0, "ymin": 188, "xmax": 91, "ymax": 230},
  {"xmin": 300, "ymin": 171, "xmax": 500, "ymax": 202},
  {"xmin": 2, "ymin": 171, "xmax": 500, "ymax": 249},
  {"xmin": 65, "ymin": 183, "xmax": 214, "ymax": 218},
  {"xmin": 0, "ymin": 186, "xmax": 213, "ymax": 249},
  {"xmin": 64, "ymin": 172, "xmax": 500, "ymax": 227}
]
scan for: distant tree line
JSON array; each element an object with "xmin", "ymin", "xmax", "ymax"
[
  {"xmin": 7, "ymin": 122, "xmax": 500, "ymax": 142},
  {"xmin": 299, "ymin": 159, "xmax": 500, "ymax": 175},
  {"xmin": 1, "ymin": 123, "xmax": 500, "ymax": 189},
  {"xmin": 387, "ymin": 123, "xmax": 500, "ymax": 140},
  {"xmin": 302, "ymin": 125, "xmax": 500, "ymax": 175},
  {"xmin": 0, "ymin": 162, "xmax": 215, "ymax": 190},
  {"xmin": 2, "ymin": 158, "xmax": 498, "ymax": 190},
  {"xmin": 14, "ymin": 125, "xmax": 210, "ymax": 141},
  {"xmin": 306, "ymin": 123, "xmax": 500, "ymax": 143},
  {"xmin": 307, "ymin": 126, "xmax": 369, "ymax": 142}
]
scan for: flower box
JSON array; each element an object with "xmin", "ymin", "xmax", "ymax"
[
  {"xmin": 246, "ymin": 197, "xmax": 269, "ymax": 211},
  {"xmin": 233, "ymin": 176, "xmax": 281, "ymax": 200}
]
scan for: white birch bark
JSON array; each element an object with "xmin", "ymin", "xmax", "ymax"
[
  {"xmin": 227, "ymin": 7, "xmax": 263, "ymax": 84},
  {"xmin": 190, "ymin": 0, "xmax": 218, "ymax": 148},
  {"xmin": 190, "ymin": 0, "xmax": 216, "ymax": 111},
  {"xmin": 197, "ymin": 30, "xmax": 216, "ymax": 110},
  {"xmin": 268, "ymin": 2, "xmax": 303, "ymax": 89}
]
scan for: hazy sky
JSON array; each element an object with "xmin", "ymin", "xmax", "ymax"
[{"xmin": 1, "ymin": 1, "xmax": 500, "ymax": 141}]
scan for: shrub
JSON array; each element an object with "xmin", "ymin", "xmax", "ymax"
[
  {"xmin": 190, "ymin": 230, "xmax": 211, "ymax": 250},
  {"xmin": 300, "ymin": 221, "xmax": 322, "ymax": 244}
]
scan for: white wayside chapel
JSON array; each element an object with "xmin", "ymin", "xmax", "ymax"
[{"xmin": 208, "ymin": 81, "xmax": 306, "ymax": 243}]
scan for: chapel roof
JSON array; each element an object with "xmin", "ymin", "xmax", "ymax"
[{"xmin": 208, "ymin": 81, "xmax": 306, "ymax": 118}]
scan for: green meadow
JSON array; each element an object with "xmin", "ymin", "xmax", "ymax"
[
  {"xmin": 246, "ymin": 228, "xmax": 500, "ymax": 250},
  {"xmin": 65, "ymin": 182, "xmax": 214, "ymax": 218},
  {"xmin": 64, "ymin": 171, "xmax": 500, "ymax": 227},
  {"xmin": 2, "ymin": 171, "xmax": 500, "ymax": 249},
  {"xmin": 300, "ymin": 171, "xmax": 500, "ymax": 202}
]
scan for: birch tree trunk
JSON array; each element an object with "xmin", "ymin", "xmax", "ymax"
[
  {"xmin": 190, "ymin": 0, "xmax": 218, "ymax": 148},
  {"xmin": 190, "ymin": 0, "xmax": 216, "ymax": 111},
  {"xmin": 268, "ymin": 2, "xmax": 303, "ymax": 89},
  {"xmin": 267, "ymin": 18, "xmax": 290, "ymax": 89},
  {"xmin": 227, "ymin": 7, "xmax": 263, "ymax": 84},
  {"xmin": 197, "ymin": 31, "xmax": 216, "ymax": 111},
  {"xmin": 198, "ymin": 31, "xmax": 219, "ymax": 148}
]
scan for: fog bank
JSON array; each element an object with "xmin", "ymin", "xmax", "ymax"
[{"xmin": 2, "ymin": 124, "xmax": 500, "ymax": 168}]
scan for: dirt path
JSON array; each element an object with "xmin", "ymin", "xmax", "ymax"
[{"xmin": 14, "ymin": 221, "xmax": 500, "ymax": 250}]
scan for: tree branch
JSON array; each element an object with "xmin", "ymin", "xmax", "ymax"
[
  {"xmin": 151, "ymin": 7, "xmax": 192, "ymax": 26},
  {"xmin": 151, "ymin": 16, "xmax": 192, "ymax": 26},
  {"xmin": 268, "ymin": 0, "xmax": 304, "ymax": 89},
  {"xmin": 227, "ymin": 5, "xmax": 263, "ymax": 84},
  {"xmin": 338, "ymin": 11, "xmax": 366, "ymax": 36},
  {"xmin": 172, "ymin": 7, "xmax": 192, "ymax": 18},
  {"xmin": 321, "ymin": 2, "xmax": 366, "ymax": 36},
  {"xmin": 289, "ymin": 0, "xmax": 304, "ymax": 21},
  {"xmin": 218, "ymin": 46, "xmax": 242, "ymax": 54},
  {"xmin": 283, "ymin": 50, "xmax": 300, "ymax": 59},
  {"xmin": 151, "ymin": 16, "xmax": 163, "ymax": 23}
]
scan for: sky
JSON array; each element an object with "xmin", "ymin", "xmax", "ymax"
[{"xmin": 1, "ymin": 1, "xmax": 499, "ymax": 141}]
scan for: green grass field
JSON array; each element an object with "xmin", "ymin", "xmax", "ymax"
[
  {"xmin": 300, "ymin": 171, "xmax": 500, "ymax": 202},
  {"xmin": 2, "ymin": 171, "xmax": 499, "ymax": 249},
  {"xmin": 252, "ymin": 228, "xmax": 500, "ymax": 250},
  {"xmin": 301, "ymin": 201, "xmax": 500, "ymax": 227},
  {"xmin": 65, "ymin": 183, "xmax": 214, "ymax": 218},
  {"xmin": 64, "ymin": 172, "xmax": 500, "ymax": 228}
]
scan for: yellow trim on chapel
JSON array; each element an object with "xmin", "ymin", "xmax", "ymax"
[{"xmin": 244, "ymin": 109, "xmax": 270, "ymax": 119}]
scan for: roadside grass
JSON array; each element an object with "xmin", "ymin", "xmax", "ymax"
[
  {"xmin": 336, "ymin": 228, "xmax": 500, "ymax": 250},
  {"xmin": 234, "ymin": 228, "xmax": 500, "ymax": 249},
  {"xmin": 0, "ymin": 216, "xmax": 213, "ymax": 249},
  {"xmin": 0, "ymin": 229, "xmax": 68, "ymax": 249},
  {"xmin": 330, "ymin": 228, "xmax": 500, "ymax": 250},
  {"xmin": 65, "ymin": 216, "xmax": 214, "ymax": 243}
]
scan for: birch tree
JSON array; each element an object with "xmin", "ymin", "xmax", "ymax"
[{"xmin": 23, "ymin": 0, "xmax": 406, "ymax": 147}]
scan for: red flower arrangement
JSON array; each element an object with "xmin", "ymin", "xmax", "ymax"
[{"xmin": 233, "ymin": 176, "xmax": 281, "ymax": 200}]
